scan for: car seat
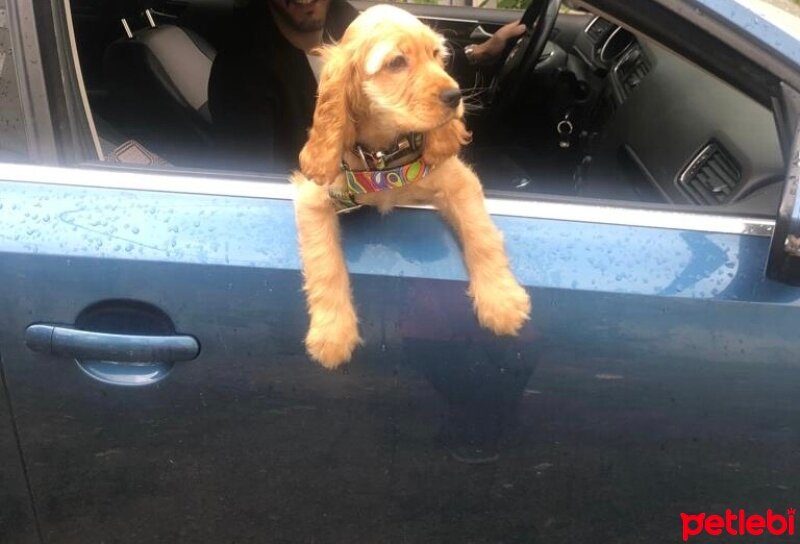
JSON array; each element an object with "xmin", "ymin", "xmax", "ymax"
[{"xmin": 103, "ymin": 9, "xmax": 216, "ymax": 166}]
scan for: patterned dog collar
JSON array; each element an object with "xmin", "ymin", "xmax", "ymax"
[
  {"xmin": 329, "ymin": 149, "xmax": 431, "ymax": 213},
  {"xmin": 353, "ymin": 133, "xmax": 424, "ymax": 170}
]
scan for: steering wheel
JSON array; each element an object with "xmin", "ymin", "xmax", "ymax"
[{"xmin": 491, "ymin": 0, "xmax": 562, "ymax": 105}]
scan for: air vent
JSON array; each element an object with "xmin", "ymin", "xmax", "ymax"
[
  {"xmin": 585, "ymin": 17, "xmax": 615, "ymax": 42},
  {"xmin": 678, "ymin": 142, "xmax": 742, "ymax": 204},
  {"xmin": 614, "ymin": 47, "xmax": 651, "ymax": 102}
]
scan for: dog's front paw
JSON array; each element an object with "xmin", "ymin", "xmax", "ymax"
[
  {"xmin": 305, "ymin": 315, "xmax": 361, "ymax": 369},
  {"xmin": 471, "ymin": 276, "xmax": 531, "ymax": 336}
]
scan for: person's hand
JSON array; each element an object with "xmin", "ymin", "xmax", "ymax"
[{"xmin": 464, "ymin": 20, "xmax": 527, "ymax": 65}]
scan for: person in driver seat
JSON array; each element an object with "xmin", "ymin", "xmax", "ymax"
[{"xmin": 208, "ymin": 0, "xmax": 526, "ymax": 173}]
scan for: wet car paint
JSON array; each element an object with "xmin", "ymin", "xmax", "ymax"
[{"xmin": 0, "ymin": 178, "xmax": 798, "ymax": 542}]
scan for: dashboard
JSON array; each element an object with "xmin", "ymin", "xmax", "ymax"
[{"xmin": 570, "ymin": 16, "xmax": 785, "ymax": 213}]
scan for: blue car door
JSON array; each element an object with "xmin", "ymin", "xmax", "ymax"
[{"xmin": 2, "ymin": 160, "xmax": 800, "ymax": 543}]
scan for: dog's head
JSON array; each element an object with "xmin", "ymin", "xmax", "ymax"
[{"xmin": 299, "ymin": 4, "xmax": 471, "ymax": 185}]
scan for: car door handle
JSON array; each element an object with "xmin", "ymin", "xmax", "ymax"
[{"xmin": 24, "ymin": 324, "xmax": 200, "ymax": 363}]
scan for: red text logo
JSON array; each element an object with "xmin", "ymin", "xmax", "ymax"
[{"xmin": 681, "ymin": 509, "xmax": 796, "ymax": 541}]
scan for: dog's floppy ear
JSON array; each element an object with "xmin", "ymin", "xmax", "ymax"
[
  {"xmin": 423, "ymin": 118, "xmax": 472, "ymax": 166},
  {"xmin": 300, "ymin": 45, "xmax": 358, "ymax": 186}
]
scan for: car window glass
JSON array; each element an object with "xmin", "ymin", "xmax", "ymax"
[
  {"xmin": 67, "ymin": 0, "xmax": 785, "ymax": 218},
  {"xmin": 0, "ymin": 0, "xmax": 29, "ymax": 161}
]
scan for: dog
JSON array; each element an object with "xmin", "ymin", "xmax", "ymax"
[{"xmin": 292, "ymin": 4, "xmax": 531, "ymax": 369}]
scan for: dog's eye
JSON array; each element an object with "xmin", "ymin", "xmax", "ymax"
[{"xmin": 386, "ymin": 55, "xmax": 408, "ymax": 71}]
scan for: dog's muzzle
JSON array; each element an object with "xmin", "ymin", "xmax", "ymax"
[{"xmin": 439, "ymin": 88, "xmax": 462, "ymax": 109}]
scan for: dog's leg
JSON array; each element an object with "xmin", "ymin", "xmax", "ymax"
[
  {"xmin": 432, "ymin": 162, "xmax": 531, "ymax": 336},
  {"xmin": 293, "ymin": 174, "xmax": 361, "ymax": 368}
]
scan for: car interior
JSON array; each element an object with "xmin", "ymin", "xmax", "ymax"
[{"xmin": 69, "ymin": 0, "xmax": 789, "ymax": 216}]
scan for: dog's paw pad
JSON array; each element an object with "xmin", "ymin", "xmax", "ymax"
[
  {"xmin": 305, "ymin": 322, "xmax": 361, "ymax": 369},
  {"xmin": 473, "ymin": 279, "xmax": 531, "ymax": 336}
]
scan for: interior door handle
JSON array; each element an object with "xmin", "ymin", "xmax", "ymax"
[{"xmin": 25, "ymin": 324, "xmax": 200, "ymax": 362}]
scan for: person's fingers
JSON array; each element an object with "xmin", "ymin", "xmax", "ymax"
[
  {"xmin": 475, "ymin": 20, "xmax": 527, "ymax": 63},
  {"xmin": 506, "ymin": 23, "xmax": 527, "ymax": 38}
]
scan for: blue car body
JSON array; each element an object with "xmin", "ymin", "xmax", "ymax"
[{"xmin": 0, "ymin": 0, "xmax": 799, "ymax": 542}]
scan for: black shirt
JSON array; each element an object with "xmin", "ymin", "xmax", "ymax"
[{"xmin": 208, "ymin": 1, "xmax": 357, "ymax": 173}]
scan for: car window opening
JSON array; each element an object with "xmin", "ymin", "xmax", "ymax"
[{"xmin": 67, "ymin": 0, "xmax": 789, "ymax": 219}]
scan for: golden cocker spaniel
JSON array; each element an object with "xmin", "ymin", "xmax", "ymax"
[{"xmin": 292, "ymin": 4, "xmax": 531, "ymax": 368}]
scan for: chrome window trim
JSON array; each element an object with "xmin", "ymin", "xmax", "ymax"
[
  {"xmin": 475, "ymin": 197, "xmax": 773, "ymax": 237},
  {"xmin": 0, "ymin": 163, "xmax": 775, "ymax": 237}
]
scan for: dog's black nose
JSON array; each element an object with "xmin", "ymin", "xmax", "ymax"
[{"xmin": 440, "ymin": 88, "xmax": 462, "ymax": 108}]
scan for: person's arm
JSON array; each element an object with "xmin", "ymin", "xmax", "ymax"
[{"xmin": 463, "ymin": 20, "xmax": 527, "ymax": 65}]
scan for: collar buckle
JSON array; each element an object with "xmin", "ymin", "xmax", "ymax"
[{"xmin": 352, "ymin": 133, "xmax": 422, "ymax": 170}]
